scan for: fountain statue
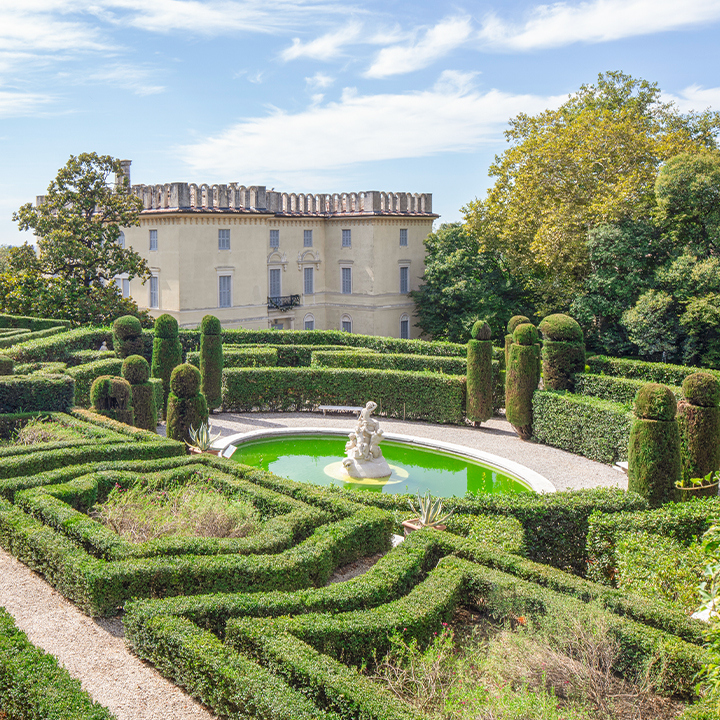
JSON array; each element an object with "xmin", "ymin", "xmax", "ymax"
[{"xmin": 342, "ymin": 401, "xmax": 391, "ymax": 479}]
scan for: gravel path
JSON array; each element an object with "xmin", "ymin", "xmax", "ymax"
[{"xmin": 1, "ymin": 413, "xmax": 624, "ymax": 718}]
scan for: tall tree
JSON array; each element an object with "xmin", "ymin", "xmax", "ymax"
[
  {"xmin": 410, "ymin": 223, "xmax": 531, "ymax": 343},
  {"xmin": 463, "ymin": 72, "xmax": 720, "ymax": 311}
]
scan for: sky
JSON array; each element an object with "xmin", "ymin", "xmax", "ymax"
[{"xmin": 1, "ymin": 0, "xmax": 720, "ymax": 246}]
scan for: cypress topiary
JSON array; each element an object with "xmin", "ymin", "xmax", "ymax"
[
  {"xmin": 200, "ymin": 314, "xmax": 223, "ymax": 411},
  {"xmin": 628, "ymin": 383, "xmax": 681, "ymax": 507},
  {"xmin": 538, "ymin": 313, "xmax": 585, "ymax": 391},
  {"xmin": 151, "ymin": 314, "xmax": 182, "ymax": 415},
  {"xmin": 467, "ymin": 321, "xmax": 493, "ymax": 424},
  {"xmin": 504, "ymin": 315, "xmax": 530, "ymax": 368},
  {"xmin": 166, "ymin": 363, "xmax": 208, "ymax": 445},
  {"xmin": 121, "ymin": 355, "xmax": 157, "ymax": 431},
  {"xmin": 0, "ymin": 355, "xmax": 13, "ymax": 375},
  {"xmin": 505, "ymin": 323, "xmax": 539, "ymax": 440},
  {"xmin": 112, "ymin": 315, "xmax": 144, "ymax": 359},
  {"xmin": 677, "ymin": 372, "xmax": 720, "ymax": 485},
  {"xmin": 89, "ymin": 375, "xmax": 134, "ymax": 425}
]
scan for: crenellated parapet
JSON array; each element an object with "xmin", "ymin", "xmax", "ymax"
[{"xmin": 130, "ymin": 183, "xmax": 433, "ymax": 216}]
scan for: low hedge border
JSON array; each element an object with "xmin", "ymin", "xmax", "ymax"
[
  {"xmin": 65, "ymin": 358, "xmax": 125, "ymax": 407},
  {"xmin": 310, "ymin": 350, "xmax": 466, "ymax": 374},
  {"xmin": 66, "ymin": 349, "xmax": 117, "ymax": 367},
  {"xmin": 0, "ymin": 607, "xmax": 115, "ymax": 720},
  {"xmin": 532, "ymin": 389, "xmax": 633, "ymax": 464},
  {"xmin": 586, "ymin": 498, "xmax": 720, "ymax": 586},
  {"xmin": 236, "ymin": 344, "xmax": 366, "ymax": 368},
  {"xmin": 69, "ymin": 407, "xmax": 160, "ymax": 441},
  {"xmin": 16, "ymin": 465, "xmax": 329, "ymax": 560},
  {"xmin": 0, "ymin": 326, "xmax": 66, "ymax": 349},
  {"xmin": 5, "ymin": 327, "xmax": 111, "ymax": 364},
  {"xmin": 13, "ymin": 361, "xmax": 68, "ymax": 375},
  {"xmin": 187, "ymin": 347, "xmax": 278, "ymax": 369},
  {"xmin": 0, "ymin": 495, "xmax": 392, "ymax": 615},
  {"xmin": 0, "ymin": 374, "xmax": 75, "ymax": 413},
  {"xmin": 587, "ymin": 355, "xmax": 720, "ymax": 386},
  {"xmin": 0, "ymin": 313, "xmax": 72, "ymax": 331},
  {"xmin": 575, "ymin": 373, "xmax": 683, "ymax": 406},
  {"xmin": 222, "ymin": 367, "xmax": 465, "ymax": 424}
]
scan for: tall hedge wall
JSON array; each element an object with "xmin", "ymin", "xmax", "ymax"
[
  {"xmin": 587, "ymin": 355, "xmax": 720, "ymax": 386},
  {"xmin": 222, "ymin": 367, "xmax": 465, "ymax": 424},
  {"xmin": 311, "ymin": 349, "xmax": 467, "ymax": 374},
  {"xmin": 575, "ymin": 373, "xmax": 683, "ymax": 406}
]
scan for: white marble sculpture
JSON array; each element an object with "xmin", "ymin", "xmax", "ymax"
[{"xmin": 342, "ymin": 401, "xmax": 391, "ymax": 478}]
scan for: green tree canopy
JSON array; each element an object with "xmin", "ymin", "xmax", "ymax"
[
  {"xmin": 463, "ymin": 72, "xmax": 720, "ymax": 311},
  {"xmin": 410, "ymin": 223, "xmax": 531, "ymax": 342}
]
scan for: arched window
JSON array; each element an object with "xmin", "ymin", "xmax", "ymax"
[
  {"xmin": 400, "ymin": 314, "xmax": 410, "ymax": 339},
  {"xmin": 304, "ymin": 313, "xmax": 315, "ymax": 331},
  {"xmin": 341, "ymin": 314, "xmax": 352, "ymax": 333}
]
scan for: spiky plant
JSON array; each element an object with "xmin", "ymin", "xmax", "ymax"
[
  {"xmin": 187, "ymin": 421, "xmax": 222, "ymax": 452},
  {"xmin": 408, "ymin": 491, "xmax": 454, "ymax": 528}
]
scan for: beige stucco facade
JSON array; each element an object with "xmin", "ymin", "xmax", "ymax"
[{"xmin": 118, "ymin": 175, "xmax": 436, "ymax": 338}]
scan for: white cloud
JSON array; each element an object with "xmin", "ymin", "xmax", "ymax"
[
  {"xmin": 87, "ymin": 63, "xmax": 165, "ymax": 95},
  {"xmin": 664, "ymin": 84, "xmax": 720, "ymax": 112},
  {"xmin": 281, "ymin": 22, "xmax": 363, "ymax": 61},
  {"xmin": 478, "ymin": 0, "xmax": 720, "ymax": 51},
  {"xmin": 306, "ymin": 72, "xmax": 334, "ymax": 90},
  {"xmin": 0, "ymin": 90, "xmax": 53, "ymax": 117},
  {"xmin": 180, "ymin": 78, "xmax": 564, "ymax": 176},
  {"xmin": 365, "ymin": 16, "xmax": 473, "ymax": 78}
]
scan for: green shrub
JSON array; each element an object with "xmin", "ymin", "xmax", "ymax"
[
  {"xmin": 468, "ymin": 513, "xmax": 524, "ymax": 554},
  {"xmin": 188, "ymin": 346, "xmax": 278, "ymax": 369},
  {"xmin": 505, "ymin": 324, "xmax": 538, "ymax": 439},
  {"xmin": 6, "ymin": 327, "xmax": 111, "ymax": 364},
  {"xmin": 310, "ymin": 350, "xmax": 465, "ymax": 374},
  {"xmin": 222, "ymin": 367, "xmax": 465, "ymax": 424},
  {"xmin": 200, "ymin": 315, "xmax": 223, "ymax": 411},
  {"xmin": 0, "ymin": 326, "xmax": 66, "ymax": 349},
  {"xmin": 0, "ymin": 607, "xmax": 115, "ymax": 720},
  {"xmin": 0, "ymin": 375, "xmax": 75, "ymax": 413},
  {"xmin": 121, "ymin": 355, "xmax": 150, "ymax": 385},
  {"xmin": 65, "ymin": 358, "xmax": 124, "ymax": 407},
  {"xmin": 151, "ymin": 314, "xmax": 182, "ymax": 412},
  {"xmin": 532, "ymin": 390, "xmax": 633, "ymax": 463},
  {"xmin": 89, "ymin": 376, "xmax": 134, "ymax": 426},
  {"xmin": 467, "ymin": 328, "xmax": 493, "ymax": 423},
  {"xmin": 112, "ymin": 315, "xmax": 143, "ymax": 359},
  {"xmin": 0, "ymin": 312, "xmax": 72, "ymax": 331},
  {"xmin": 66, "ymin": 349, "xmax": 116, "ymax": 367},
  {"xmin": 575, "ymin": 373, "xmax": 683, "ymax": 406},
  {"xmin": 122, "ymin": 356, "xmax": 156, "ymax": 431},
  {"xmin": 587, "ymin": 355, "xmax": 720, "ymax": 386},
  {"xmin": 166, "ymin": 364, "xmax": 207, "ymax": 444},
  {"xmin": 678, "ymin": 372, "xmax": 720, "ymax": 484},
  {"xmin": 629, "ymin": 384, "xmax": 681, "ymax": 507},
  {"xmin": 0, "ymin": 355, "xmax": 13, "ymax": 375}
]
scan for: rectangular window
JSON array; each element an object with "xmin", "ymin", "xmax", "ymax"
[
  {"xmin": 304, "ymin": 318, "xmax": 315, "ymax": 331},
  {"xmin": 149, "ymin": 276, "xmax": 159, "ymax": 308},
  {"xmin": 218, "ymin": 229, "xmax": 230, "ymax": 250},
  {"xmin": 400, "ymin": 266, "xmax": 409, "ymax": 294},
  {"xmin": 341, "ymin": 267, "xmax": 352, "ymax": 295},
  {"xmin": 269, "ymin": 229, "xmax": 279, "ymax": 248},
  {"xmin": 304, "ymin": 267, "xmax": 314, "ymax": 295},
  {"xmin": 342, "ymin": 320, "xmax": 352, "ymax": 333},
  {"xmin": 149, "ymin": 229, "xmax": 158, "ymax": 251},
  {"xmin": 269, "ymin": 268, "xmax": 281, "ymax": 297},
  {"xmin": 341, "ymin": 229, "xmax": 351, "ymax": 247},
  {"xmin": 400, "ymin": 228, "xmax": 408, "ymax": 246},
  {"xmin": 400, "ymin": 318, "xmax": 410, "ymax": 339},
  {"xmin": 218, "ymin": 275, "xmax": 232, "ymax": 308},
  {"xmin": 304, "ymin": 229, "xmax": 313, "ymax": 247}
]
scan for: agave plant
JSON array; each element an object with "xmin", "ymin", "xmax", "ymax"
[
  {"xmin": 408, "ymin": 491, "xmax": 454, "ymax": 528},
  {"xmin": 187, "ymin": 421, "xmax": 222, "ymax": 452}
]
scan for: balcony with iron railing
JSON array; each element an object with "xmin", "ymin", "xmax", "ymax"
[{"xmin": 267, "ymin": 294, "xmax": 301, "ymax": 312}]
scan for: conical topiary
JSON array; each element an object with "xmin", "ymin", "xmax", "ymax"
[
  {"xmin": 677, "ymin": 372, "xmax": 720, "ymax": 487},
  {"xmin": 467, "ymin": 320, "xmax": 493, "ymax": 424},
  {"xmin": 121, "ymin": 355, "xmax": 157, "ymax": 431},
  {"xmin": 628, "ymin": 383, "xmax": 680, "ymax": 507},
  {"xmin": 166, "ymin": 363, "xmax": 208, "ymax": 445},
  {"xmin": 505, "ymin": 323, "xmax": 539, "ymax": 440},
  {"xmin": 112, "ymin": 315, "xmax": 144, "ymax": 359},
  {"xmin": 151, "ymin": 314, "xmax": 182, "ymax": 415},
  {"xmin": 90, "ymin": 375, "xmax": 134, "ymax": 426},
  {"xmin": 199, "ymin": 314, "xmax": 223, "ymax": 411},
  {"xmin": 538, "ymin": 313, "xmax": 585, "ymax": 391}
]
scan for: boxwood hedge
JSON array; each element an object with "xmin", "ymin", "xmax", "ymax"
[
  {"xmin": 587, "ymin": 355, "xmax": 720, "ymax": 386},
  {"xmin": 5, "ymin": 327, "xmax": 111, "ymax": 364},
  {"xmin": 0, "ymin": 326, "xmax": 66, "ymax": 349},
  {"xmin": 0, "ymin": 313, "xmax": 72, "ymax": 331},
  {"xmin": 65, "ymin": 358, "xmax": 124, "ymax": 407},
  {"xmin": 0, "ymin": 374, "xmax": 75, "ymax": 413},
  {"xmin": 575, "ymin": 373, "xmax": 683, "ymax": 406}
]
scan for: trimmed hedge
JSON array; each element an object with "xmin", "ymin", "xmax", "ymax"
[
  {"xmin": 532, "ymin": 390, "xmax": 633, "ymax": 464},
  {"xmin": 66, "ymin": 358, "xmax": 124, "ymax": 407},
  {"xmin": 222, "ymin": 367, "xmax": 465, "ymax": 424},
  {"xmin": 5, "ymin": 327, "xmax": 111, "ymax": 364},
  {"xmin": 66, "ymin": 349, "xmax": 116, "ymax": 367},
  {"xmin": 586, "ymin": 498, "xmax": 720, "ymax": 585},
  {"xmin": 13, "ymin": 361, "xmax": 68, "ymax": 376},
  {"xmin": 0, "ymin": 313, "xmax": 72, "ymax": 331},
  {"xmin": 0, "ymin": 607, "xmax": 115, "ymax": 720},
  {"xmin": 575, "ymin": 373, "xmax": 683, "ymax": 406},
  {"xmin": 0, "ymin": 375, "xmax": 75, "ymax": 413},
  {"xmin": 587, "ymin": 355, "xmax": 720, "ymax": 386},
  {"xmin": 188, "ymin": 347, "xmax": 278, "ymax": 369},
  {"xmin": 311, "ymin": 350, "xmax": 465, "ymax": 375},
  {"xmin": 0, "ymin": 326, "xmax": 66, "ymax": 349}
]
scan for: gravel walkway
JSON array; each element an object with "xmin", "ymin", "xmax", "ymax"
[{"xmin": 1, "ymin": 413, "xmax": 624, "ymax": 718}]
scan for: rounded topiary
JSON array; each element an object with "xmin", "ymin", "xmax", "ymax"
[
  {"xmin": 538, "ymin": 314, "xmax": 583, "ymax": 342},
  {"xmin": 634, "ymin": 383, "xmax": 677, "ymax": 421},
  {"xmin": 628, "ymin": 382, "xmax": 680, "ymax": 507},
  {"xmin": 166, "ymin": 363, "xmax": 208, "ymax": 445},
  {"xmin": 467, "ymin": 323, "xmax": 492, "ymax": 424},
  {"xmin": 683, "ymin": 372, "xmax": 720, "ymax": 407},
  {"xmin": 677, "ymin": 372, "xmax": 720, "ymax": 486},
  {"xmin": 151, "ymin": 314, "xmax": 183, "ymax": 414},
  {"xmin": 112, "ymin": 315, "xmax": 144, "ymax": 359},
  {"xmin": 200, "ymin": 315, "xmax": 223, "ymax": 411},
  {"xmin": 505, "ymin": 329, "xmax": 539, "ymax": 440},
  {"xmin": 90, "ymin": 375, "xmax": 134, "ymax": 426},
  {"xmin": 121, "ymin": 355, "xmax": 150, "ymax": 385},
  {"xmin": 0, "ymin": 355, "xmax": 13, "ymax": 375},
  {"xmin": 507, "ymin": 316, "xmax": 531, "ymax": 334},
  {"xmin": 471, "ymin": 320, "xmax": 491, "ymax": 341},
  {"xmin": 200, "ymin": 314, "xmax": 222, "ymax": 336}
]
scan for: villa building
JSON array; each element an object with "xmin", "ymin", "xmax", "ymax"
[{"xmin": 111, "ymin": 161, "xmax": 437, "ymax": 338}]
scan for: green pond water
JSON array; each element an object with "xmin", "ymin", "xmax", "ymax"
[{"xmin": 231, "ymin": 435, "xmax": 530, "ymax": 497}]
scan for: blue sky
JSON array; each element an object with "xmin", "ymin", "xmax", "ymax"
[{"xmin": 2, "ymin": 0, "xmax": 720, "ymax": 246}]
